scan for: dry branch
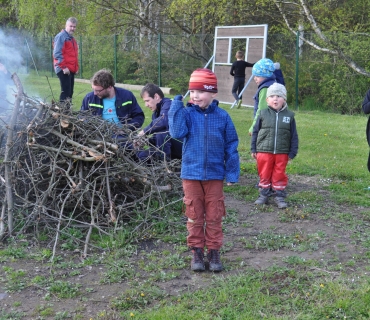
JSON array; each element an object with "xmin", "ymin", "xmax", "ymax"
[{"xmin": 0, "ymin": 76, "xmax": 183, "ymax": 254}]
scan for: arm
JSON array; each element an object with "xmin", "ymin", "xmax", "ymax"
[
  {"xmin": 168, "ymin": 95, "xmax": 189, "ymax": 139},
  {"xmin": 289, "ymin": 118, "xmax": 299, "ymax": 159},
  {"xmin": 224, "ymin": 115, "xmax": 240, "ymax": 183},
  {"xmin": 249, "ymin": 89, "xmax": 268, "ymax": 134},
  {"xmin": 362, "ymin": 89, "xmax": 370, "ymax": 114},
  {"xmin": 244, "ymin": 61, "xmax": 255, "ymax": 68},
  {"xmin": 230, "ymin": 63, "xmax": 235, "ymax": 76},
  {"xmin": 53, "ymin": 33, "xmax": 65, "ymax": 69},
  {"xmin": 250, "ymin": 115, "xmax": 262, "ymax": 158},
  {"xmin": 126, "ymin": 94, "xmax": 145, "ymax": 129},
  {"xmin": 143, "ymin": 99, "xmax": 170, "ymax": 135}
]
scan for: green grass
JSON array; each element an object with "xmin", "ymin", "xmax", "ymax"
[{"xmin": 6, "ymin": 73, "xmax": 370, "ymax": 319}]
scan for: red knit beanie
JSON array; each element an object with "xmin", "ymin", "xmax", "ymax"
[{"xmin": 188, "ymin": 68, "xmax": 218, "ymax": 93}]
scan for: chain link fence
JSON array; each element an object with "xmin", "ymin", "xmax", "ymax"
[{"xmin": 6, "ymin": 31, "xmax": 370, "ymax": 114}]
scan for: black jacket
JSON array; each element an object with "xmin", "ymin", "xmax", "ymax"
[{"xmin": 361, "ymin": 89, "xmax": 370, "ymax": 171}]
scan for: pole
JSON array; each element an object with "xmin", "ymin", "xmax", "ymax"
[
  {"xmin": 295, "ymin": 30, "xmax": 299, "ymax": 110},
  {"xmin": 183, "ymin": 55, "xmax": 214, "ymax": 99},
  {"xmin": 230, "ymin": 74, "xmax": 254, "ymax": 109},
  {"xmin": 158, "ymin": 34, "xmax": 162, "ymax": 87},
  {"xmin": 25, "ymin": 38, "xmax": 39, "ymax": 76},
  {"xmin": 79, "ymin": 35, "xmax": 83, "ymax": 78},
  {"xmin": 114, "ymin": 34, "xmax": 117, "ymax": 81},
  {"xmin": 50, "ymin": 36, "xmax": 53, "ymax": 77}
]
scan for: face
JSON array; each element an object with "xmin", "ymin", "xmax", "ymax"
[
  {"xmin": 92, "ymin": 85, "xmax": 111, "ymax": 99},
  {"xmin": 266, "ymin": 95, "xmax": 286, "ymax": 110},
  {"xmin": 189, "ymin": 90, "xmax": 216, "ymax": 109},
  {"xmin": 65, "ymin": 21, "xmax": 77, "ymax": 36},
  {"xmin": 254, "ymin": 76, "xmax": 265, "ymax": 86},
  {"xmin": 141, "ymin": 92, "xmax": 161, "ymax": 112}
]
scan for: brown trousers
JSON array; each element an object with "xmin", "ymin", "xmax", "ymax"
[{"xmin": 182, "ymin": 179, "xmax": 226, "ymax": 250}]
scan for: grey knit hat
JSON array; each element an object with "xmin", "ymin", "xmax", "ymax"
[{"xmin": 266, "ymin": 83, "xmax": 287, "ymax": 100}]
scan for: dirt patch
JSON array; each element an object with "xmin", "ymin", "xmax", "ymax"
[{"xmin": 1, "ymin": 175, "xmax": 369, "ymax": 319}]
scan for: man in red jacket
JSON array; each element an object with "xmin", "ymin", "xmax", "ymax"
[{"xmin": 53, "ymin": 17, "xmax": 79, "ymax": 104}]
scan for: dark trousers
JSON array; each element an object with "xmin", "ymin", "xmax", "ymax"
[
  {"xmin": 231, "ymin": 77, "xmax": 245, "ymax": 100},
  {"xmin": 57, "ymin": 70, "xmax": 75, "ymax": 102}
]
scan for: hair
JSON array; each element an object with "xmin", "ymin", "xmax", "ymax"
[
  {"xmin": 67, "ymin": 17, "xmax": 78, "ymax": 25},
  {"xmin": 236, "ymin": 51, "xmax": 244, "ymax": 59},
  {"xmin": 141, "ymin": 83, "xmax": 164, "ymax": 99},
  {"xmin": 91, "ymin": 69, "xmax": 115, "ymax": 88}
]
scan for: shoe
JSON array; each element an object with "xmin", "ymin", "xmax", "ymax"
[
  {"xmin": 207, "ymin": 249, "xmax": 223, "ymax": 272},
  {"xmin": 236, "ymin": 100, "xmax": 242, "ymax": 109},
  {"xmin": 254, "ymin": 194, "xmax": 268, "ymax": 205},
  {"xmin": 191, "ymin": 247, "xmax": 205, "ymax": 271},
  {"xmin": 274, "ymin": 196, "xmax": 287, "ymax": 209}
]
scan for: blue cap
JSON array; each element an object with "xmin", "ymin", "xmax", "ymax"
[{"xmin": 252, "ymin": 58, "xmax": 275, "ymax": 78}]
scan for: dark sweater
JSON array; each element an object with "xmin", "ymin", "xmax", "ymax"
[{"xmin": 230, "ymin": 60, "xmax": 255, "ymax": 77}]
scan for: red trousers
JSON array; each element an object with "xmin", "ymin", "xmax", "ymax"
[
  {"xmin": 182, "ymin": 179, "xmax": 225, "ymax": 250},
  {"xmin": 257, "ymin": 153, "xmax": 289, "ymax": 191}
]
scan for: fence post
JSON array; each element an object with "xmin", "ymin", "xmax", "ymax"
[
  {"xmin": 295, "ymin": 30, "xmax": 299, "ymax": 109},
  {"xmin": 79, "ymin": 35, "xmax": 83, "ymax": 78},
  {"xmin": 114, "ymin": 34, "xmax": 117, "ymax": 81},
  {"xmin": 50, "ymin": 36, "xmax": 53, "ymax": 77},
  {"xmin": 158, "ymin": 34, "xmax": 161, "ymax": 87}
]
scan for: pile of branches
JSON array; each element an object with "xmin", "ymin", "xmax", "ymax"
[{"xmin": 0, "ymin": 74, "xmax": 183, "ymax": 256}]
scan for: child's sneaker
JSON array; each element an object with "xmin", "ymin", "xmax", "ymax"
[
  {"xmin": 254, "ymin": 194, "xmax": 268, "ymax": 205},
  {"xmin": 207, "ymin": 249, "xmax": 223, "ymax": 272},
  {"xmin": 191, "ymin": 247, "xmax": 205, "ymax": 271},
  {"xmin": 274, "ymin": 196, "xmax": 287, "ymax": 209},
  {"xmin": 236, "ymin": 99, "xmax": 242, "ymax": 109}
]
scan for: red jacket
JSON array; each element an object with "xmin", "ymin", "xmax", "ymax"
[{"xmin": 53, "ymin": 29, "xmax": 79, "ymax": 74}]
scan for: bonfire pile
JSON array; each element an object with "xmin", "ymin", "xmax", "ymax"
[{"xmin": 0, "ymin": 74, "xmax": 182, "ymax": 256}]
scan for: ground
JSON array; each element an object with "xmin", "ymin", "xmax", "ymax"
[{"xmin": 1, "ymin": 174, "xmax": 369, "ymax": 319}]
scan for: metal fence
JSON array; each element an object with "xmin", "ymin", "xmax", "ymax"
[{"xmin": 6, "ymin": 31, "xmax": 370, "ymax": 113}]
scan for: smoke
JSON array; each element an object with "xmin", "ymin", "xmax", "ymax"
[{"xmin": 0, "ymin": 29, "xmax": 24, "ymax": 73}]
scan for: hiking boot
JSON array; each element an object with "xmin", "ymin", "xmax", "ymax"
[
  {"xmin": 236, "ymin": 99, "xmax": 242, "ymax": 109},
  {"xmin": 274, "ymin": 196, "xmax": 287, "ymax": 209},
  {"xmin": 254, "ymin": 194, "xmax": 268, "ymax": 205},
  {"xmin": 191, "ymin": 247, "xmax": 205, "ymax": 271},
  {"xmin": 207, "ymin": 249, "xmax": 223, "ymax": 272}
]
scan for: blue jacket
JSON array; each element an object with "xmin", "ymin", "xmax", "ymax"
[
  {"xmin": 80, "ymin": 87, "xmax": 145, "ymax": 130},
  {"xmin": 253, "ymin": 75, "xmax": 276, "ymax": 117},
  {"xmin": 169, "ymin": 98, "xmax": 239, "ymax": 183}
]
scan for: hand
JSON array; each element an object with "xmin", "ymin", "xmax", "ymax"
[
  {"xmin": 174, "ymin": 95, "xmax": 183, "ymax": 101},
  {"xmin": 251, "ymin": 152, "xmax": 257, "ymax": 159},
  {"xmin": 63, "ymin": 67, "xmax": 70, "ymax": 75},
  {"xmin": 248, "ymin": 131, "xmax": 252, "ymax": 136},
  {"xmin": 226, "ymin": 182, "xmax": 235, "ymax": 186}
]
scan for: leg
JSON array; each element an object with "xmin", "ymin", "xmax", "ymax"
[
  {"xmin": 202, "ymin": 180, "xmax": 224, "ymax": 271},
  {"xmin": 231, "ymin": 80, "xmax": 240, "ymax": 101},
  {"xmin": 182, "ymin": 180, "xmax": 206, "ymax": 249},
  {"xmin": 57, "ymin": 71, "xmax": 74, "ymax": 103},
  {"xmin": 203, "ymin": 180, "xmax": 225, "ymax": 250},
  {"xmin": 236, "ymin": 78, "xmax": 245, "ymax": 100},
  {"xmin": 271, "ymin": 154, "xmax": 289, "ymax": 208},
  {"xmin": 183, "ymin": 179, "xmax": 207, "ymax": 271}
]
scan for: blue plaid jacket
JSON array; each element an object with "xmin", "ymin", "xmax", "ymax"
[{"xmin": 169, "ymin": 98, "xmax": 239, "ymax": 183}]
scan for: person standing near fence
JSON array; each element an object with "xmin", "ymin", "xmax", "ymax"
[
  {"xmin": 230, "ymin": 51, "xmax": 255, "ymax": 108},
  {"xmin": 53, "ymin": 17, "xmax": 79, "ymax": 104}
]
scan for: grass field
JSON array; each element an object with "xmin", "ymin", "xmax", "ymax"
[{"xmin": 1, "ymin": 73, "xmax": 370, "ymax": 319}]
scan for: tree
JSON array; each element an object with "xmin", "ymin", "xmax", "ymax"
[{"xmin": 269, "ymin": 0, "xmax": 370, "ymax": 76}]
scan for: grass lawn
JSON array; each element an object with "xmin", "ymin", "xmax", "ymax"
[{"xmin": 2, "ymin": 72, "xmax": 369, "ymax": 319}]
